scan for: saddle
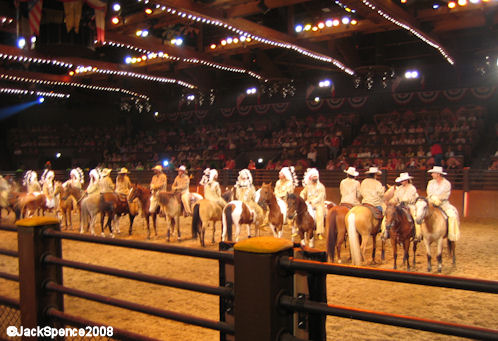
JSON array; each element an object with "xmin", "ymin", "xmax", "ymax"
[
  {"xmin": 339, "ymin": 203, "xmax": 354, "ymax": 210},
  {"xmin": 117, "ymin": 193, "xmax": 128, "ymax": 204},
  {"xmin": 362, "ymin": 203, "xmax": 383, "ymax": 220}
]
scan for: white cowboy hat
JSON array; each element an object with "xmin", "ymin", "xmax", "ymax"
[
  {"xmin": 344, "ymin": 166, "xmax": 359, "ymax": 177},
  {"xmin": 365, "ymin": 167, "xmax": 382, "ymax": 175},
  {"xmin": 177, "ymin": 165, "xmax": 187, "ymax": 172},
  {"xmin": 101, "ymin": 168, "xmax": 112, "ymax": 177},
  {"xmin": 395, "ymin": 172, "xmax": 413, "ymax": 183},
  {"xmin": 427, "ymin": 166, "xmax": 447, "ymax": 175},
  {"xmin": 152, "ymin": 165, "xmax": 163, "ymax": 172},
  {"xmin": 118, "ymin": 167, "xmax": 129, "ymax": 174}
]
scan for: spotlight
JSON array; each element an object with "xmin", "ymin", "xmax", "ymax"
[
  {"xmin": 448, "ymin": 1, "xmax": 456, "ymax": 8},
  {"xmin": 304, "ymin": 24, "xmax": 312, "ymax": 31},
  {"xmin": 17, "ymin": 37, "xmax": 26, "ymax": 49},
  {"xmin": 141, "ymin": 30, "xmax": 148, "ymax": 37},
  {"xmin": 319, "ymin": 79, "xmax": 331, "ymax": 87},
  {"xmin": 154, "ymin": 111, "xmax": 159, "ymax": 117},
  {"xmin": 56, "ymin": 152, "xmax": 61, "ymax": 159},
  {"xmin": 246, "ymin": 87, "xmax": 257, "ymax": 95},
  {"xmin": 125, "ymin": 56, "xmax": 132, "ymax": 64},
  {"xmin": 257, "ymin": 158, "xmax": 263, "ymax": 163},
  {"xmin": 457, "ymin": 0, "xmax": 467, "ymax": 5},
  {"xmin": 332, "ymin": 19, "xmax": 340, "ymax": 26},
  {"xmin": 38, "ymin": 96, "xmax": 44, "ymax": 103},
  {"xmin": 145, "ymin": 8, "xmax": 152, "ymax": 14},
  {"xmin": 317, "ymin": 22, "xmax": 325, "ymax": 29},
  {"xmin": 112, "ymin": 3, "xmax": 121, "ymax": 11},
  {"xmin": 314, "ymin": 96, "xmax": 320, "ymax": 102},
  {"xmin": 295, "ymin": 24, "xmax": 303, "ymax": 33},
  {"xmin": 433, "ymin": 3, "xmax": 440, "ymax": 9},
  {"xmin": 342, "ymin": 17, "xmax": 350, "ymax": 25},
  {"xmin": 162, "ymin": 160, "xmax": 169, "ymax": 167},
  {"xmin": 111, "ymin": 16, "xmax": 120, "ymax": 25},
  {"xmin": 187, "ymin": 94, "xmax": 195, "ymax": 101},
  {"xmin": 210, "ymin": 44, "xmax": 216, "ymax": 49},
  {"xmin": 350, "ymin": 19, "xmax": 358, "ymax": 25},
  {"xmin": 227, "ymin": 37, "xmax": 233, "ymax": 44},
  {"xmin": 325, "ymin": 19, "xmax": 333, "ymax": 27},
  {"xmin": 30, "ymin": 36, "xmax": 36, "ymax": 44}
]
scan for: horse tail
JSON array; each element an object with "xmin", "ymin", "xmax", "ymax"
[
  {"xmin": 223, "ymin": 204, "xmax": 234, "ymax": 242},
  {"xmin": 347, "ymin": 212, "xmax": 362, "ymax": 266},
  {"xmin": 191, "ymin": 202, "xmax": 201, "ymax": 238},
  {"xmin": 326, "ymin": 209, "xmax": 338, "ymax": 262}
]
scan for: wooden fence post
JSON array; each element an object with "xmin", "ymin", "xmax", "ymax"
[
  {"xmin": 16, "ymin": 217, "xmax": 64, "ymax": 338},
  {"xmin": 233, "ymin": 237, "xmax": 294, "ymax": 341}
]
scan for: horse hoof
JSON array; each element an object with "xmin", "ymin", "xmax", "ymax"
[{"xmin": 101, "ymin": 233, "xmax": 105, "ymax": 237}]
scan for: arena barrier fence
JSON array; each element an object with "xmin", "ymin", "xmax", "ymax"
[{"xmin": 1, "ymin": 219, "xmax": 498, "ymax": 340}]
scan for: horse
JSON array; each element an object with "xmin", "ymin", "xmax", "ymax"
[
  {"xmin": 80, "ymin": 193, "xmax": 101, "ymax": 235},
  {"xmin": 384, "ymin": 203, "xmax": 418, "ymax": 270},
  {"xmin": 18, "ymin": 192, "xmax": 49, "ymax": 218},
  {"xmin": 98, "ymin": 192, "xmax": 137, "ymax": 237},
  {"xmin": 191, "ymin": 199, "xmax": 223, "ymax": 247},
  {"xmin": 286, "ymin": 193, "xmax": 316, "ymax": 248},
  {"xmin": 325, "ymin": 204, "xmax": 351, "ymax": 263},
  {"xmin": 222, "ymin": 200, "xmax": 264, "ymax": 242},
  {"xmin": 128, "ymin": 184, "xmax": 158, "ymax": 239},
  {"xmin": 257, "ymin": 183, "xmax": 287, "ymax": 238},
  {"xmin": 54, "ymin": 182, "xmax": 84, "ymax": 230},
  {"xmin": 415, "ymin": 197, "xmax": 456, "ymax": 272},
  {"xmin": 345, "ymin": 205, "xmax": 382, "ymax": 266},
  {"xmin": 221, "ymin": 187, "xmax": 236, "ymax": 203}
]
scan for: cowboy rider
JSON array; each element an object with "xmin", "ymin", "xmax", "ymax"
[
  {"xmin": 381, "ymin": 172, "xmax": 421, "ymax": 241},
  {"xmin": 200, "ymin": 168, "xmax": 227, "ymax": 209},
  {"xmin": 116, "ymin": 167, "xmax": 132, "ymax": 197},
  {"xmin": 360, "ymin": 167, "xmax": 385, "ymax": 217},
  {"xmin": 99, "ymin": 168, "xmax": 115, "ymax": 193},
  {"xmin": 300, "ymin": 168, "xmax": 326, "ymax": 240},
  {"xmin": 150, "ymin": 165, "xmax": 167, "ymax": 214},
  {"xmin": 172, "ymin": 165, "xmax": 191, "ymax": 215},
  {"xmin": 340, "ymin": 166, "xmax": 361, "ymax": 206},
  {"xmin": 426, "ymin": 166, "xmax": 460, "ymax": 241}
]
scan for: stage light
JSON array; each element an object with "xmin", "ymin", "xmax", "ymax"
[
  {"xmin": 141, "ymin": 30, "xmax": 148, "ymax": 37},
  {"xmin": 433, "ymin": 3, "xmax": 440, "ymax": 9},
  {"xmin": 187, "ymin": 94, "xmax": 195, "ymax": 101},
  {"xmin": 457, "ymin": 0, "xmax": 467, "ymax": 5},
  {"xmin": 221, "ymin": 40, "xmax": 227, "ymax": 46},
  {"xmin": 111, "ymin": 16, "xmax": 120, "ymax": 25},
  {"xmin": 227, "ymin": 37, "xmax": 233, "ymax": 44},
  {"xmin": 342, "ymin": 17, "xmax": 350, "ymax": 25},
  {"xmin": 317, "ymin": 22, "xmax": 325, "ymax": 29},
  {"xmin": 145, "ymin": 8, "xmax": 152, "ymax": 14},
  {"xmin": 154, "ymin": 111, "xmax": 159, "ymax": 117},
  {"xmin": 319, "ymin": 79, "xmax": 331, "ymax": 87},
  {"xmin": 404, "ymin": 70, "xmax": 419, "ymax": 79},
  {"xmin": 136, "ymin": 30, "xmax": 142, "ymax": 36},
  {"xmin": 17, "ymin": 37, "xmax": 26, "ymax": 49},
  {"xmin": 295, "ymin": 24, "xmax": 303, "ymax": 33},
  {"xmin": 304, "ymin": 24, "xmax": 312, "ymax": 31},
  {"xmin": 113, "ymin": 3, "xmax": 121, "ymax": 11},
  {"xmin": 31, "ymin": 36, "xmax": 36, "ymax": 44},
  {"xmin": 246, "ymin": 87, "xmax": 257, "ymax": 95},
  {"xmin": 314, "ymin": 96, "xmax": 320, "ymax": 102},
  {"xmin": 258, "ymin": 158, "xmax": 263, "ymax": 163},
  {"xmin": 350, "ymin": 19, "xmax": 358, "ymax": 25},
  {"xmin": 162, "ymin": 160, "xmax": 169, "ymax": 167},
  {"xmin": 38, "ymin": 96, "xmax": 44, "ymax": 103},
  {"xmin": 125, "ymin": 56, "xmax": 132, "ymax": 64},
  {"xmin": 210, "ymin": 44, "xmax": 216, "ymax": 49},
  {"xmin": 332, "ymin": 19, "xmax": 340, "ymax": 27},
  {"xmin": 56, "ymin": 152, "xmax": 61, "ymax": 159},
  {"xmin": 325, "ymin": 19, "xmax": 333, "ymax": 27},
  {"xmin": 448, "ymin": 1, "xmax": 456, "ymax": 8}
]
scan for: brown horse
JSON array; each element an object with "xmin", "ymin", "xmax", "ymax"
[
  {"xmin": 384, "ymin": 203, "xmax": 418, "ymax": 270},
  {"xmin": 98, "ymin": 192, "xmax": 136, "ymax": 237},
  {"xmin": 415, "ymin": 197, "xmax": 456, "ymax": 272},
  {"xmin": 325, "ymin": 205, "xmax": 350, "ymax": 263},
  {"xmin": 191, "ymin": 199, "xmax": 223, "ymax": 247},
  {"xmin": 286, "ymin": 193, "xmax": 315, "ymax": 247},
  {"xmin": 346, "ymin": 205, "xmax": 382, "ymax": 266},
  {"xmin": 128, "ymin": 184, "xmax": 159, "ymax": 239},
  {"xmin": 258, "ymin": 183, "xmax": 287, "ymax": 238},
  {"xmin": 18, "ymin": 192, "xmax": 48, "ymax": 218},
  {"xmin": 54, "ymin": 182, "xmax": 84, "ymax": 230},
  {"xmin": 156, "ymin": 191, "xmax": 183, "ymax": 242}
]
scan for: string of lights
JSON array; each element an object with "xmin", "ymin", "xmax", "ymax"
[
  {"xmin": 0, "ymin": 53, "xmax": 73, "ymax": 69},
  {"xmin": 0, "ymin": 74, "xmax": 149, "ymax": 100},
  {"xmin": 159, "ymin": 6, "xmax": 355, "ymax": 75},
  {"xmin": 360, "ymin": 0, "xmax": 454, "ymax": 65},
  {"xmin": 0, "ymin": 88, "xmax": 70, "ymax": 98},
  {"xmin": 100, "ymin": 40, "xmax": 264, "ymax": 80},
  {"xmin": 73, "ymin": 65, "xmax": 197, "ymax": 89}
]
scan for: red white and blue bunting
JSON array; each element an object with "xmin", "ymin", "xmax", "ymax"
[
  {"xmin": 326, "ymin": 98, "xmax": 345, "ymax": 110},
  {"xmin": 392, "ymin": 92, "xmax": 414, "ymax": 105},
  {"xmin": 347, "ymin": 96, "xmax": 368, "ymax": 108},
  {"xmin": 254, "ymin": 104, "xmax": 270, "ymax": 115},
  {"xmin": 272, "ymin": 102, "xmax": 289, "ymax": 114},
  {"xmin": 237, "ymin": 105, "xmax": 252, "ymax": 116},
  {"xmin": 220, "ymin": 107, "xmax": 236, "ymax": 118},
  {"xmin": 443, "ymin": 88, "xmax": 467, "ymax": 101},
  {"xmin": 417, "ymin": 90, "xmax": 439, "ymax": 103},
  {"xmin": 305, "ymin": 99, "xmax": 324, "ymax": 111},
  {"xmin": 470, "ymin": 86, "xmax": 495, "ymax": 100}
]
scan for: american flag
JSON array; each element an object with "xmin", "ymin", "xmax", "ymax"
[
  {"xmin": 85, "ymin": 0, "xmax": 106, "ymax": 43},
  {"xmin": 28, "ymin": 0, "xmax": 43, "ymax": 36}
]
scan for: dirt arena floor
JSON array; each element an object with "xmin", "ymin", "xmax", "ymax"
[{"xmin": 1, "ymin": 211, "xmax": 497, "ymax": 340}]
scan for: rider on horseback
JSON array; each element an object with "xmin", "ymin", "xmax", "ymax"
[
  {"xmin": 300, "ymin": 168, "xmax": 326, "ymax": 240},
  {"xmin": 274, "ymin": 167, "xmax": 298, "ymax": 201},
  {"xmin": 235, "ymin": 169, "xmax": 264, "ymax": 225},
  {"xmin": 86, "ymin": 169, "xmax": 100, "ymax": 195},
  {"xmin": 99, "ymin": 168, "xmax": 115, "ymax": 193},
  {"xmin": 41, "ymin": 166, "xmax": 55, "ymax": 209},
  {"xmin": 150, "ymin": 165, "xmax": 167, "ymax": 214},
  {"xmin": 24, "ymin": 170, "xmax": 41, "ymax": 193},
  {"xmin": 426, "ymin": 166, "xmax": 460, "ymax": 241},
  {"xmin": 381, "ymin": 172, "xmax": 421, "ymax": 241},
  {"xmin": 172, "ymin": 165, "xmax": 191, "ymax": 216},
  {"xmin": 360, "ymin": 167, "xmax": 385, "ymax": 219},
  {"xmin": 340, "ymin": 166, "xmax": 361, "ymax": 207},
  {"xmin": 116, "ymin": 168, "xmax": 132, "ymax": 197},
  {"xmin": 200, "ymin": 168, "xmax": 226, "ymax": 209}
]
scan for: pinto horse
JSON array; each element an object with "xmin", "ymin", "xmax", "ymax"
[
  {"xmin": 415, "ymin": 197, "xmax": 456, "ymax": 273},
  {"xmin": 325, "ymin": 204, "xmax": 351, "ymax": 263},
  {"xmin": 222, "ymin": 200, "xmax": 264, "ymax": 242},
  {"xmin": 384, "ymin": 203, "xmax": 418, "ymax": 270},
  {"xmin": 191, "ymin": 199, "xmax": 223, "ymax": 247},
  {"xmin": 258, "ymin": 183, "xmax": 287, "ymax": 238},
  {"xmin": 286, "ymin": 193, "xmax": 315, "ymax": 247},
  {"xmin": 128, "ymin": 184, "xmax": 158, "ymax": 239},
  {"xmin": 346, "ymin": 205, "xmax": 382, "ymax": 266},
  {"xmin": 98, "ymin": 192, "xmax": 136, "ymax": 237}
]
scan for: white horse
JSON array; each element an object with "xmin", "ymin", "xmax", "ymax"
[
  {"xmin": 80, "ymin": 193, "xmax": 100, "ymax": 235},
  {"xmin": 222, "ymin": 200, "xmax": 263, "ymax": 242}
]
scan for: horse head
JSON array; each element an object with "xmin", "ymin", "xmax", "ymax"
[
  {"xmin": 384, "ymin": 203, "xmax": 398, "ymax": 231},
  {"xmin": 286, "ymin": 193, "xmax": 297, "ymax": 219},
  {"xmin": 128, "ymin": 184, "xmax": 139, "ymax": 203},
  {"xmin": 415, "ymin": 197, "xmax": 428, "ymax": 225}
]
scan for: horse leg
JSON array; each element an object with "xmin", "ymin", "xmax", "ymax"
[
  {"xmin": 447, "ymin": 239, "xmax": 456, "ymax": 265},
  {"xmin": 370, "ymin": 235, "xmax": 377, "ymax": 265},
  {"xmin": 436, "ymin": 238, "xmax": 444, "ymax": 273},
  {"xmin": 381, "ymin": 239, "xmax": 385, "ymax": 262},
  {"xmin": 176, "ymin": 215, "xmax": 181, "ymax": 241},
  {"xmin": 269, "ymin": 223, "xmax": 277, "ymax": 238},
  {"xmin": 152, "ymin": 213, "xmax": 158, "ymax": 237},
  {"xmin": 211, "ymin": 221, "xmax": 216, "ymax": 244},
  {"xmin": 128, "ymin": 214, "xmax": 135, "ymax": 236},
  {"xmin": 424, "ymin": 239, "xmax": 432, "ymax": 272},
  {"xmin": 412, "ymin": 241, "xmax": 417, "ymax": 268},
  {"xmin": 391, "ymin": 238, "xmax": 397, "ymax": 270},
  {"xmin": 299, "ymin": 230, "xmax": 306, "ymax": 247},
  {"xmin": 403, "ymin": 239, "xmax": 410, "ymax": 271},
  {"xmin": 309, "ymin": 229, "xmax": 315, "ymax": 248},
  {"xmin": 100, "ymin": 212, "xmax": 106, "ymax": 236}
]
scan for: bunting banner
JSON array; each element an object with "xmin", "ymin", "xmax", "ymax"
[
  {"xmin": 417, "ymin": 90, "xmax": 439, "ymax": 103},
  {"xmin": 237, "ymin": 105, "xmax": 251, "ymax": 116},
  {"xmin": 392, "ymin": 92, "xmax": 414, "ymax": 105},
  {"xmin": 305, "ymin": 99, "xmax": 323, "ymax": 111},
  {"xmin": 85, "ymin": 0, "xmax": 106, "ymax": 42},
  {"xmin": 326, "ymin": 98, "xmax": 345, "ymax": 110},
  {"xmin": 181, "ymin": 111, "xmax": 193, "ymax": 120},
  {"xmin": 254, "ymin": 104, "xmax": 270, "ymax": 115},
  {"xmin": 470, "ymin": 86, "xmax": 495, "ymax": 100},
  {"xmin": 220, "ymin": 107, "xmax": 235, "ymax": 118},
  {"xmin": 271, "ymin": 102, "xmax": 289, "ymax": 114},
  {"xmin": 194, "ymin": 110, "xmax": 209, "ymax": 119},
  {"xmin": 347, "ymin": 96, "xmax": 368, "ymax": 108},
  {"xmin": 61, "ymin": 0, "xmax": 82, "ymax": 33},
  {"xmin": 443, "ymin": 88, "xmax": 467, "ymax": 101},
  {"xmin": 167, "ymin": 112, "xmax": 178, "ymax": 121}
]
